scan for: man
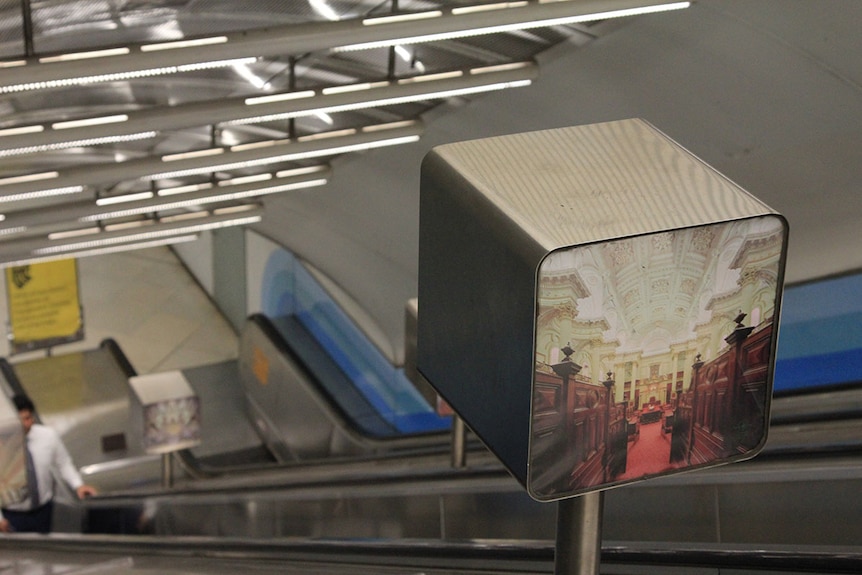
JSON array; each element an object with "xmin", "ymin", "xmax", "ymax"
[{"xmin": 0, "ymin": 395, "xmax": 98, "ymax": 533}]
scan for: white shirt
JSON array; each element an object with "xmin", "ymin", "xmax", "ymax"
[{"xmin": 2, "ymin": 423, "xmax": 83, "ymax": 512}]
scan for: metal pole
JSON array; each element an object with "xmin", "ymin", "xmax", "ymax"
[
  {"xmin": 554, "ymin": 491, "xmax": 604, "ymax": 575},
  {"xmin": 161, "ymin": 452, "xmax": 173, "ymax": 488},
  {"xmin": 451, "ymin": 415, "xmax": 466, "ymax": 468},
  {"xmin": 21, "ymin": 0, "xmax": 34, "ymax": 57}
]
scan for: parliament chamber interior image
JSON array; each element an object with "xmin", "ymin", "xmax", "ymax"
[{"xmin": 0, "ymin": 1, "xmax": 860, "ymax": 574}]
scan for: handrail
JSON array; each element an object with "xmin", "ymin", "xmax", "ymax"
[
  {"xmin": 112, "ymin": 381, "xmax": 862, "ymax": 488},
  {"xmin": 73, "ymin": 405, "xmax": 862, "ymax": 510},
  {"xmin": 2, "ymin": 535, "xmax": 861, "ymax": 574},
  {"xmin": 83, "ymin": 444, "xmax": 506, "ymax": 501},
  {"xmin": 0, "ymin": 356, "xmax": 29, "ymax": 399},
  {"xmin": 99, "ymin": 338, "xmax": 138, "ymax": 378}
]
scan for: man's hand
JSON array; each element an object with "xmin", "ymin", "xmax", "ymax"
[
  {"xmin": 76, "ymin": 485, "xmax": 98, "ymax": 499},
  {"xmin": 0, "ymin": 519, "xmax": 12, "ymax": 533}
]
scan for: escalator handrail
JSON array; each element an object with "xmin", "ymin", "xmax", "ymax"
[
  {"xmin": 0, "ymin": 356, "xmax": 29, "ymax": 400},
  {"xmin": 2, "ymin": 534, "xmax": 862, "ymax": 574},
  {"xmin": 246, "ymin": 313, "xmax": 451, "ymax": 446},
  {"xmin": 99, "ymin": 338, "xmax": 138, "ymax": 379}
]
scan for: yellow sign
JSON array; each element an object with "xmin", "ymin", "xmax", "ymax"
[
  {"xmin": 252, "ymin": 346, "xmax": 270, "ymax": 385},
  {"xmin": 5, "ymin": 259, "xmax": 83, "ymax": 351}
]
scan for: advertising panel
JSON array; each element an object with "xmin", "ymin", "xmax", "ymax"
[{"xmin": 5, "ymin": 259, "xmax": 83, "ymax": 354}]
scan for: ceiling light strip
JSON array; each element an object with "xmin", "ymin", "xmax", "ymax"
[
  {"xmin": 0, "ymin": 63, "xmax": 533, "ymax": 156},
  {"xmin": 336, "ymin": 1, "xmax": 691, "ymax": 50},
  {"xmin": 0, "ymin": 171, "xmax": 58, "ymax": 185},
  {"xmin": 52, "ymin": 115, "xmax": 129, "ymax": 130},
  {"xmin": 0, "ymin": 125, "xmax": 43, "ymax": 137},
  {"xmin": 0, "ymin": 207, "xmax": 265, "ymax": 262},
  {"xmin": 0, "ymin": 132, "xmax": 156, "ymax": 158},
  {"xmin": 34, "ymin": 214, "xmax": 262, "ymax": 255},
  {"xmin": 237, "ymin": 81, "xmax": 534, "ymax": 125},
  {"xmin": 0, "ymin": 57, "xmax": 257, "ymax": 94},
  {"xmin": 228, "ymin": 63, "xmax": 537, "ymax": 126},
  {"xmin": 0, "ymin": 122, "xmax": 417, "ymax": 202},
  {"xmin": 81, "ymin": 172, "xmax": 331, "ymax": 222},
  {"xmin": 96, "ymin": 191, "xmax": 154, "ymax": 206},
  {"xmin": 83, "ymin": 180, "xmax": 328, "ymax": 221},
  {"xmin": 140, "ymin": 36, "xmax": 228, "ymax": 52},
  {"xmin": 0, "ymin": 1, "xmax": 687, "ymax": 94},
  {"xmin": 0, "ymin": 186, "xmax": 84, "ymax": 203},
  {"xmin": 144, "ymin": 134, "xmax": 419, "ymax": 181},
  {"xmin": 0, "ymin": 166, "xmax": 332, "ymax": 235},
  {"xmin": 363, "ymin": 11, "xmax": 444, "ymax": 25},
  {"xmin": 143, "ymin": 123, "xmax": 422, "ymax": 181},
  {"xmin": 0, "ymin": 235, "xmax": 199, "ymax": 269},
  {"xmin": 38, "ymin": 47, "xmax": 130, "ymax": 63}
]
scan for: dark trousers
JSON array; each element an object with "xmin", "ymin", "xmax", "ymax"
[{"xmin": 2, "ymin": 500, "xmax": 54, "ymax": 533}]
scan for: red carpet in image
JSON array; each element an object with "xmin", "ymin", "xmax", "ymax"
[{"xmin": 617, "ymin": 420, "xmax": 672, "ymax": 481}]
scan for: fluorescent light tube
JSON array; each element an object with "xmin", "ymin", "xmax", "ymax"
[
  {"xmin": 48, "ymin": 227, "xmax": 100, "ymax": 240},
  {"xmin": 158, "ymin": 183, "xmax": 214, "ymax": 197},
  {"xmin": 452, "ymin": 2, "xmax": 528, "ymax": 15},
  {"xmin": 0, "ymin": 125, "xmax": 43, "ymax": 137},
  {"xmin": 96, "ymin": 191, "xmax": 154, "ymax": 206},
  {"xmin": 141, "ymin": 36, "xmax": 228, "ymax": 52},
  {"xmin": 244, "ymin": 90, "xmax": 315, "ymax": 106},
  {"xmin": 52, "ymin": 115, "xmax": 129, "ymax": 130},
  {"xmin": 363, "ymin": 11, "xmax": 443, "ymax": 25},
  {"xmin": 39, "ymin": 47, "xmax": 130, "ymax": 63},
  {"xmin": 162, "ymin": 148, "xmax": 224, "ymax": 162},
  {"xmin": 0, "ymin": 171, "xmax": 59, "ymax": 185}
]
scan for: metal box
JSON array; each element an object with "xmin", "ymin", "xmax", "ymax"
[
  {"xmin": 417, "ymin": 119, "xmax": 788, "ymax": 500},
  {"xmin": 129, "ymin": 370, "xmax": 201, "ymax": 455}
]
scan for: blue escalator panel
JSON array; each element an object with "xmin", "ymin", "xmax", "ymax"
[
  {"xmin": 262, "ymin": 248, "xmax": 450, "ymax": 436},
  {"xmin": 775, "ymin": 272, "xmax": 862, "ymax": 392}
]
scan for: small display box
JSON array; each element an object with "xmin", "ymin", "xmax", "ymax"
[
  {"xmin": 418, "ymin": 119, "xmax": 788, "ymax": 501},
  {"xmin": 0, "ymin": 395, "xmax": 26, "ymax": 506},
  {"xmin": 129, "ymin": 370, "xmax": 201, "ymax": 454}
]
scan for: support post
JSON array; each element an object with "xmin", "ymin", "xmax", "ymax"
[
  {"xmin": 162, "ymin": 452, "xmax": 173, "ymax": 488},
  {"xmin": 451, "ymin": 414, "xmax": 467, "ymax": 468},
  {"xmin": 554, "ymin": 491, "xmax": 604, "ymax": 575}
]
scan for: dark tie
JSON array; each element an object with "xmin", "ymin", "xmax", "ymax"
[{"xmin": 24, "ymin": 443, "xmax": 40, "ymax": 509}]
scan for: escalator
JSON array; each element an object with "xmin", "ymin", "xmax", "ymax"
[
  {"xmin": 3, "ymin": 315, "xmax": 862, "ymax": 572},
  {"xmin": 0, "ymin": 311, "xmax": 461, "ymax": 496},
  {"xmin": 68, "ymin": 381, "xmax": 862, "ymax": 544},
  {"xmin": 236, "ymin": 314, "xmax": 454, "ymax": 466}
]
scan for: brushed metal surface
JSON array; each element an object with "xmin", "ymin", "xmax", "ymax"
[{"xmin": 429, "ymin": 119, "xmax": 776, "ymax": 249}]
